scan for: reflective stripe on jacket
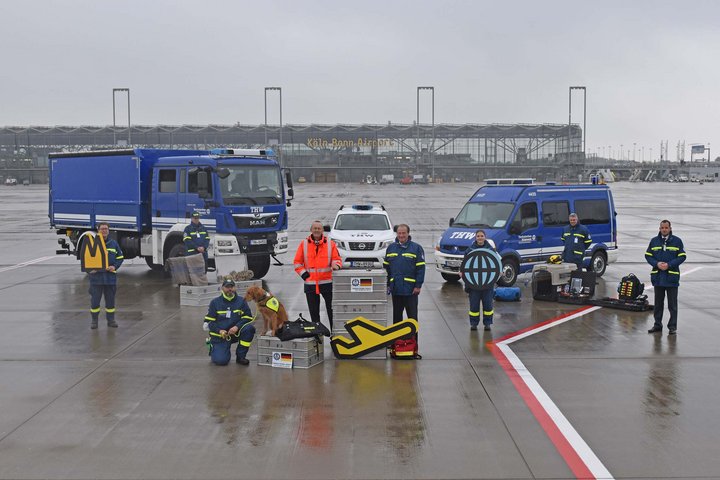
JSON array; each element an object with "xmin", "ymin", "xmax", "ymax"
[
  {"xmin": 183, "ymin": 222, "xmax": 210, "ymax": 253},
  {"xmin": 645, "ymin": 233, "xmax": 686, "ymax": 287},
  {"xmin": 293, "ymin": 235, "xmax": 342, "ymax": 294},
  {"xmin": 204, "ymin": 293, "xmax": 254, "ymax": 344},
  {"xmin": 384, "ymin": 237, "xmax": 426, "ymax": 296}
]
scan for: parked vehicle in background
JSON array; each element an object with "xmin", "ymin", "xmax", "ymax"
[
  {"xmin": 412, "ymin": 174, "xmax": 427, "ymax": 184},
  {"xmin": 5, "ymin": 177, "xmax": 17, "ymax": 186},
  {"xmin": 329, "ymin": 204, "xmax": 395, "ymax": 268},
  {"xmin": 380, "ymin": 174, "xmax": 394, "ymax": 184},
  {"xmin": 49, "ymin": 148, "xmax": 293, "ymax": 279},
  {"xmin": 435, "ymin": 179, "xmax": 618, "ymax": 286}
]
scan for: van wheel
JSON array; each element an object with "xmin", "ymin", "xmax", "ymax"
[
  {"xmin": 590, "ymin": 251, "xmax": 607, "ymax": 277},
  {"xmin": 498, "ymin": 258, "xmax": 518, "ymax": 287},
  {"xmin": 441, "ymin": 272, "xmax": 460, "ymax": 283}
]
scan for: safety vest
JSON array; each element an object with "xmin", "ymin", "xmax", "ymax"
[{"xmin": 293, "ymin": 235, "xmax": 342, "ymax": 294}]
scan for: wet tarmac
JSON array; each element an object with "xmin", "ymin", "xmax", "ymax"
[{"xmin": 0, "ymin": 181, "xmax": 718, "ymax": 480}]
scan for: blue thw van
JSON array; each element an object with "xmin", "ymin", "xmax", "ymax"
[{"xmin": 435, "ymin": 180, "xmax": 618, "ymax": 286}]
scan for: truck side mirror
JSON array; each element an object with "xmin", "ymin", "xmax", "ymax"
[
  {"xmin": 449, "ymin": 217, "xmax": 454, "ymax": 227},
  {"xmin": 197, "ymin": 171, "xmax": 209, "ymax": 198},
  {"xmin": 285, "ymin": 171, "xmax": 294, "ymax": 190},
  {"xmin": 287, "ymin": 187, "xmax": 294, "ymax": 199},
  {"xmin": 216, "ymin": 167, "xmax": 230, "ymax": 179},
  {"xmin": 323, "ymin": 225, "xmax": 331, "ymax": 232}
]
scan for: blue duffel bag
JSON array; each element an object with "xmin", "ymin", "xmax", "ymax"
[{"xmin": 494, "ymin": 286, "xmax": 521, "ymax": 302}]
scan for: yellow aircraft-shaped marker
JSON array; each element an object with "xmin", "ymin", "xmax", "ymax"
[{"xmin": 331, "ymin": 317, "xmax": 418, "ymax": 359}]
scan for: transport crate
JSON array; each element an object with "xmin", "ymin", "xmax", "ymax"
[
  {"xmin": 180, "ymin": 280, "xmax": 261, "ymax": 307},
  {"xmin": 332, "ymin": 269, "xmax": 388, "ymax": 302},
  {"xmin": 256, "ymin": 335, "xmax": 324, "ymax": 355},
  {"xmin": 256, "ymin": 335, "xmax": 324, "ymax": 368},
  {"xmin": 333, "ymin": 301, "xmax": 387, "ymax": 316},
  {"xmin": 257, "ymin": 350, "xmax": 323, "ymax": 369},
  {"xmin": 180, "ymin": 283, "xmax": 221, "ymax": 306}
]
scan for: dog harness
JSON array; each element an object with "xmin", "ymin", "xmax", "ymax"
[{"xmin": 259, "ymin": 294, "xmax": 280, "ymax": 313}]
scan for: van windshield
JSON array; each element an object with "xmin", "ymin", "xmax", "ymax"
[{"xmin": 453, "ymin": 202, "xmax": 514, "ymax": 229}]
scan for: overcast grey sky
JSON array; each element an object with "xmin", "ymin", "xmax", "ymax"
[{"xmin": 2, "ymin": 0, "xmax": 718, "ymax": 160}]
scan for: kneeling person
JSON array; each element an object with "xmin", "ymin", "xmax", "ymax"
[{"xmin": 205, "ymin": 278, "xmax": 256, "ymax": 365}]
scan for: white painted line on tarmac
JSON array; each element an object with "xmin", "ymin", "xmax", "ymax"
[
  {"xmin": 490, "ymin": 267, "xmax": 703, "ymax": 479},
  {"xmin": 0, "ymin": 255, "xmax": 56, "ymax": 273}
]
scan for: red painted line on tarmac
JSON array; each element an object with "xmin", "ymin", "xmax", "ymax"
[
  {"xmin": 489, "ymin": 342, "xmax": 596, "ymax": 479},
  {"xmin": 492, "ymin": 305, "xmax": 596, "ymax": 344}
]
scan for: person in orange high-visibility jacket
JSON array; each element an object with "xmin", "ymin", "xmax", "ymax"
[{"xmin": 294, "ymin": 221, "xmax": 342, "ymax": 330}]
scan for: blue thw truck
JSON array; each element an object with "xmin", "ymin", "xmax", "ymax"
[{"xmin": 49, "ymin": 148, "xmax": 294, "ymax": 279}]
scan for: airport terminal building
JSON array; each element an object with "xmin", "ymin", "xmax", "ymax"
[{"xmin": 0, "ymin": 122, "xmax": 584, "ymax": 184}]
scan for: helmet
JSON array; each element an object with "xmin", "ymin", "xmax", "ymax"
[{"xmin": 548, "ymin": 255, "xmax": 562, "ymax": 264}]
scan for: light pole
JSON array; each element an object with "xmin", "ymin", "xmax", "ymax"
[
  {"xmin": 417, "ymin": 86, "xmax": 435, "ymax": 180},
  {"xmin": 633, "ymin": 142, "xmax": 636, "ymax": 161},
  {"xmin": 264, "ymin": 87, "xmax": 282, "ymax": 167},
  {"xmin": 620, "ymin": 144, "xmax": 623, "ymax": 161},
  {"xmin": 568, "ymin": 86, "xmax": 587, "ymax": 161},
  {"xmin": 112, "ymin": 88, "xmax": 131, "ymax": 146}
]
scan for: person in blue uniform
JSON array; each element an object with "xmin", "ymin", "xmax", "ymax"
[
  {"xmin": 561, "ymin": 213, "xmax": 592, "ymax": 270},
  {"xmin": 384, "ymin": 224, "xmax": 425, "ymax": 338},
  {"xmin": 88, "ymin": 222, "xmax": 124, "ymax": 329},
  {"xmin": 463, "ymin": 230, "xmax": 496, "ymax": 331},
  {"xmin": 204, "ymin": 278, "xmax": 256, "ymax": 365},
  {"xmin": 184, "ymin": 212, "xmax": 210, "ymax": 269},
  {"xmin": 646, "ymin": 219, "xmax": 686, "ymax": 335}
]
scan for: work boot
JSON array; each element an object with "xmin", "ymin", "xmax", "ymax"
[
  {"xmin": 236, "ymin": 357, "xmax": 250, "ymax": 365},
  {"xmin": 107, "ymin": 319, "xmax": 118, "ymax": 328},
  {"xmin": 91, "ymin": 319, "xmax": 98, "ymax": 329}
]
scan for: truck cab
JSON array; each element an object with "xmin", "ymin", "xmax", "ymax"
[{"xmin": 435, "ymin": 180, "xmax": 618, "ymax": 286}]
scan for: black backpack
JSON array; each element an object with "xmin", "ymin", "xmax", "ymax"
[
  {"xmin": 275, "ymin": 314, "xmax": 331, "ymax": 341},
  {"xmin": 618, "ymin": 273, "xmax": 644, "ymax": 301}
]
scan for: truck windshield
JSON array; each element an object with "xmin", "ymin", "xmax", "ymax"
[
  {"xmin": 219, "ymin": 166, "xmax": 283, "ymax": 205},
  {"xmin": 453, "ymin": 202, "xmax": 514, "ymax": 229}
]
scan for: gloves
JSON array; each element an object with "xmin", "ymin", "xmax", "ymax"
[
  {"xmin": 301, "ymin": 272, "xmax": 310, "ymax": 281},
  {"xmin": 387, "ymin": 286, "xmax": 392, "ymax": 295},
  {"xmin": 202, "ymin": 322, "xmax": 209, "ymax": 332}
]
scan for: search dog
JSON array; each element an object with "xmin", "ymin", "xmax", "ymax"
[{"xmin": 244, "ymin": 285, "xmax": 288, "ymax": 336}]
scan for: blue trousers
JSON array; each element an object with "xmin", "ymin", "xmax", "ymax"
[
  {"xmin": 468, "ymin": 288, "xmax": 494, "ymax": 326},
  {"xmin": 89, "ymin": 284, "xmax": 117, "ymax": 321},
  {"xmin": 653, "ymin": 286, "xmax": 679, "ymax": 330},
  {"xmin": 209, "ymin": 323, "xmax": 256, "ymax": 366}
]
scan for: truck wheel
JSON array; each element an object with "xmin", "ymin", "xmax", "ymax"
[
  {"xmin": 166, "ymin": 243, "xmax": 186, "ymax": 261},
  {"xmin": 590, "ymin": 251, "xmax": 607, "ymax": 277},
  {"xmin": 498, "ymin": 258, "xmax": 519, "ymax": 287},
  {"xmin": 144, "ymin": 256, "xmax": 164, "ymax": 271},
  {"xmin": 247, "ymin": 254, "xmax": 271, "ymax": 279},
  {"xmin": 441, "ymin": 272, "xmax": 460, "ymax": 283}
]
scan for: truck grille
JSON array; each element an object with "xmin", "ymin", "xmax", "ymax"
[
  {"xmin": 349, "ymin": 242, "xmax": 376, "ymax": 251},
  {"xmin": 233, "ymin": 214, "xmax": 279, "ymax": 229}
]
